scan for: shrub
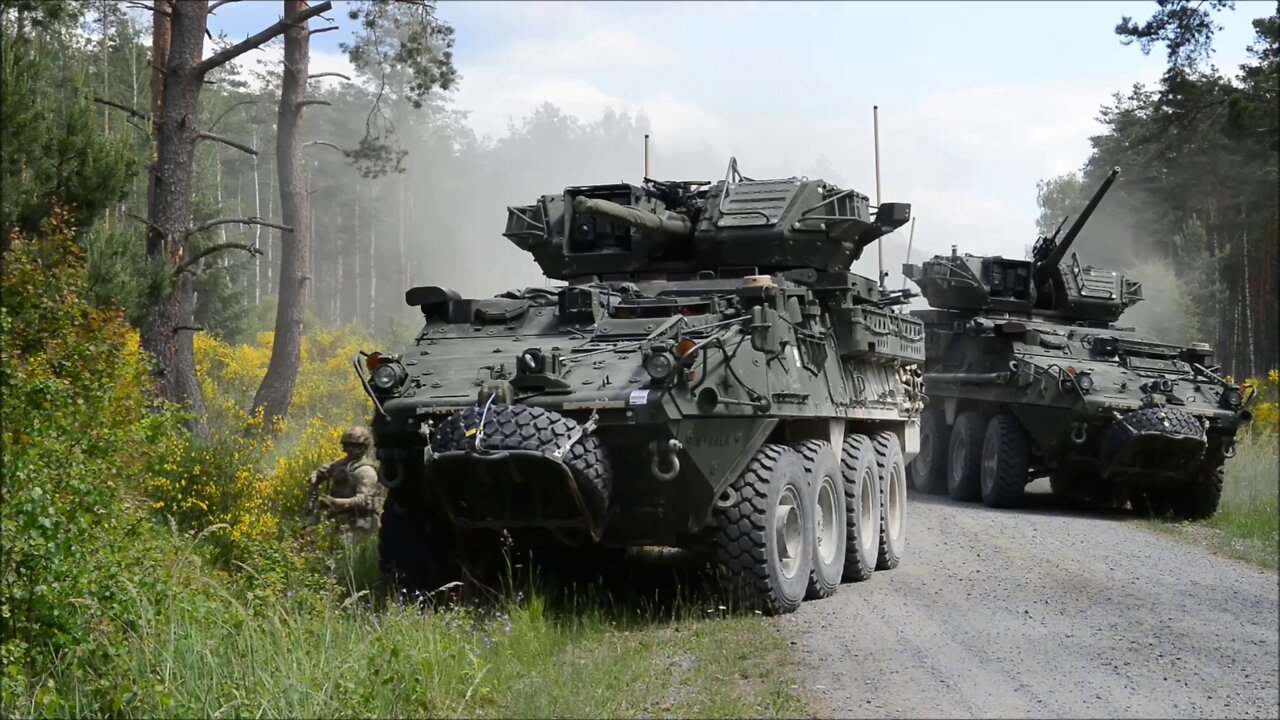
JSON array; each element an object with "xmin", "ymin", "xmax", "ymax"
[{"xmin": 1, "ymin": 207, "xmax": 177, "ymax": 695}]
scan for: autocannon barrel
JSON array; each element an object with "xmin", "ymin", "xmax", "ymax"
[
  {"xmin": 572, "ymin": 195, "xmax": 693, "ymax": 236},
  {"xmin": 1033, "ymin": 166, "xmax": 1120, "ymax": 285}
]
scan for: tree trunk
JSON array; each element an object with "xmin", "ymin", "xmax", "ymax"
[
  {"xmin": 251, "ymin": 0, "xmax": 313, "ymax": 425},
  {"xmin": 253, "ymin": 127, "xmax": 262, "ymax": 306},
  {"xmin": 140, "ymin": 0, "xmax": 209, "ymax": 435}
]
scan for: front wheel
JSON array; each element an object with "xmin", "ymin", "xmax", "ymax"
[
  {"xmin": 1171, "ymin": 464, "xmax": 1224, "ymax": 521},
  {"xmin": 713, "ymin": 444, "xmax": 813, "ymax": 616},
  {"xmin": 980, "ymin": 414, "xmax": 1030, "ymax": 508}
]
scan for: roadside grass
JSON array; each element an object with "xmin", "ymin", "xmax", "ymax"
[
  {"xmin": 11, "ymin": 539, "xmax": 806, "ymax": 719},
  {"xmin": 1148, "ymin": 432, "xmax": 1279, "ymax": 571}
]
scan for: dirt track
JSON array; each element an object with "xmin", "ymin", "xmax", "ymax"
[{"xmin": 782, "ymin": 480, "xmax": 1280, "ymax": 719}]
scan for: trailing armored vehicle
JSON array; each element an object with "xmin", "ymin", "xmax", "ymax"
[
  {"xmin": 355, "ymin": 158, "xmax": 925, "ymax": 614},
  {"xmin": 902, "ymin": 168, "xmax": 1253, "ymax": 518}
]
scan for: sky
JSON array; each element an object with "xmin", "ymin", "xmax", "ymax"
[{"xmin": 203, "ymin": 0, "xmax": 1270, "ymax": 292}]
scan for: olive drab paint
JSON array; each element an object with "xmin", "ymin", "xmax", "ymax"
[{"xmin": 902, "ymin": 168, "xmax": 1253, "ymax": 514}]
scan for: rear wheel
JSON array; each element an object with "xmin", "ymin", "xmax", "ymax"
[
  {"xmin": 947, "ymin": 411, "xmax": 985, "ymax": 502},
  {"xmin": 910, "ymin": 409, "xmax": 949, "ymax": 494},
  {"xmin": 793, "ymin": 440, "xmax": 846, "ymax": 600},
  {"xmin": 980, "ymin": 414, "xmax": 1030, "ymax": 508},
  {"xmin": 712, "ymin": 444, "xmax": 813, "ymax": 616},
  {"xmin": 840, "ymin": 433, "xmax": 880, "ymax": 583},
  {"xmin": 872, "ymin": 431, "xmax": 906, "ymax": 571},
  {"xmin": 378, "ymin": 495, "xmax": 457, "ymax": 600}
]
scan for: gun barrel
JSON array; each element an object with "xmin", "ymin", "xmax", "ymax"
[
  {"xmin": 1035, "ymin": 166, "xmax": 1120, "ymax": 282},
  {"xmin": 572, "ymin": 195, "xmax": 693, "ymax": 236}
]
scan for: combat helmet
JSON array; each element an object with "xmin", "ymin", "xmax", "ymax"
[{"xmin": 341, "ymin": 426, "xmax": 373, "ymax": 449}]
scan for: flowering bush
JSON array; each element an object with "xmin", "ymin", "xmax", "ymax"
[
  {"xmin": 1242, "ymin": 370, "xmax": 1279, "ymax": 437},
  {"xmin": 142, "ymin": 321, "xmax": 378, "ymax": 599}
]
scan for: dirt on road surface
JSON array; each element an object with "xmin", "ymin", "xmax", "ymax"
[{"xmin": 783, "ymin": 481, "xmax": 1279, "ymax": 719}]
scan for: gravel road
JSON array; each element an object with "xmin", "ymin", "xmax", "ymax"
[{"xmin": 782, "ymin": 481, "xmax": 1279, "ymax": 719}]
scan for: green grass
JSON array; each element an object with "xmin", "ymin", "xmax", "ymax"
[
  {"xmin": 8, "ymin": 539, "xmax": 807, "ymax": 719},
  {"xmin": 1149, "ymin": 432, "xmax": 1279, "ymax": 570}
]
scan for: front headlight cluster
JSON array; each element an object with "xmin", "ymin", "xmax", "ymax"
[{"xmin": 365, "ymin": 352, "xmax": 407, "ymax": 395}]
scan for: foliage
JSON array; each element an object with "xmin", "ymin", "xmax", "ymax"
[
  {"xmin": 0, "ymin": 208, "xmax": 175, "ymax": 697},
  {"xmin": 1115, "ymin": 0, "xmax": 1236, "ymax": 70},
  {"xmin": 1038, "ymin": 4, "xmax": 1278, "ymax": 377},
  {"xmin": 0, "ymin": 12, "xmax": 139, "ymax": 244},
  {"xmin": 341, "ymin": 0, "xmax": 458, "ymax": 178}
]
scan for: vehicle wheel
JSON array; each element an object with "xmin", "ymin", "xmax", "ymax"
[
  {"xmin": 378, "ymin": 495, "xmax": 457, "ymax": 600},
  {"xmin": 1129, "ymin": 485, "xmax": 1173, "ymax": 517},
  {"xmin": 910, "ymin": 409, "xmax": 949, "ymax": 494},
  {"xmin": 840, "ymin": 433, "xmax": 880, "ymax": 583},
  {"xmin": 1171, "ymin": 464, "xmax": 1224, "ymax": 521},
  {"xmin": 792, "ymin": 440, "xmax": 846, "ymax": 600},
  {"xmin": 435, "ymin": 404, "xmax": 612, "ymax": 527},
  {"xmin": 980, "ymin": 414, "xmax": 1030, "ymax": 508},
  {"xmin": 947, "ymin": 411, "xmax": 985, "ymax": 502},
  {"xmin": 872, "ymin": 431, "xmax": 906, "ymax": 571},
  {"xmin": 712, "ymin": 444, "xmax": 812, "ymax": 616}
]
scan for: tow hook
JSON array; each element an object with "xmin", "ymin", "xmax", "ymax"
[
  {"xmin": 1070, "ymin": 422, "xmax": 1088, "ymax": 445},
  {"xmin": 650, "ymin": 438, "xmax": 683, "ymax": 481}
]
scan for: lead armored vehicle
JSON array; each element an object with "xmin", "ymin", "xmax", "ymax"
[
  {"xmin": 356, "ymin": 158, "xmax": 925, "ymax": 614},
  {"xmin": 902, "ymin": 168, "xmax": 1252, "ymax": 518}
]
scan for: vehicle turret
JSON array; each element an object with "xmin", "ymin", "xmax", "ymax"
[
  {"xmin": 503, "ymin": 157, "xmax": 912, "ymax": 283},
  {"xmin": 901, "ymin": 167, "xmax": 1142, "ymax": 326}
]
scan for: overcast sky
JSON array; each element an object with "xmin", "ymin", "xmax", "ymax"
[{"xmin": 205, "ymin": 0, "xmax": 1268, "ymax": 289}]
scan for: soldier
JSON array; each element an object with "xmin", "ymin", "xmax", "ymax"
[{"xmin": 310, "ymin": 426, "xmax": 385, "ymax": 543}]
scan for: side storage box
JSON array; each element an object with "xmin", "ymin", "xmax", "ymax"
[{"xmin": 837, "ymin": 306, "xmax": 925, "ymax": 363}]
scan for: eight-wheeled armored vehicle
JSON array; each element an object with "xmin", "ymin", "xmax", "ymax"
[
  {"xmin": 356, "ymin": 158, "xmax": 925, "ymax": 614},
  {"xmin": 902, "ymin": 168, "xmax": 1253, "ymax": 517}
]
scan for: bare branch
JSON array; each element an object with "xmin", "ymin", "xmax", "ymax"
[
  {"xmin": 208, "ymin": 0, "xmax": 239, "ymax": 13},
  {"xmin": 309, "ymin": 26, "xmax": 339, "ymax": 36},
  {"xmin": 187, "ymin": 217, "xmax": 292, "ymax": 238},
  {"xmin": 308, "ymin": 71, "xmax": 351, "ymax": 81},
  {"xmin": 208, "ymin": 99, "xmax": 260, "ymax": 131},
  {"xmin": 197, "ymin": 131, "xmax": 258, "ymax": 156},
  {"xmin": 124, "ymin": 1, "xmax": 170, "ymax": 17},
  {"xmin": 124, "ymin": 211, "xmax": 163, "ymax": 235},
  {"xmin": 305, "ymin": 140, "xmax": 344, "ymax": 153},
  {"xmin": 297, "ymin": 99, "xmax": 332, "ymax": 110},
  {"xmin": 174, "ymin": 242, "xmax": 264, "ymax": 276},
  {"xmin": 198, "ymin": 0, "xmax": 333, "ymax": 76},
  {"xmin": 93, "ymin": 96, "xmax": 149, "ymax": 122}
]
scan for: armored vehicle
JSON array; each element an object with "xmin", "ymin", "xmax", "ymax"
[
  {"xmin": 356, "ymin": 158, "xmax": 926, "ymax": 615},
  {"xmin": 902, "ymin": 168, "xmax": 1253, "ymax": 518}
]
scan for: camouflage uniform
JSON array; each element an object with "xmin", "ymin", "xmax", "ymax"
[{"xmin": 311, "ymin": 427, "xmax": 385, "ymax": 543}]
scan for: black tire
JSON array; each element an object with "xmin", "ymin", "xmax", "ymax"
[
  {"xmin": 910, "ymin": 409, "xmax": 949, "ymax": 495},
  {"xmin": 872, "ymin": 431, "xmax": 906, "ymax": 571},
  {"xmin": 378, "ymin": 496, "xmax": 456, "ymax": 599},
  {"xmin": 713, "ymin": 444, "xmax": 812, "ymax": 616},
  {"xmin": 434, "ymin": 404, "xmax": 612, "ymax": 526},
  {"xmin": 840, "ymin": 433, "xmax": 880, "ymax": 583},
  {"xmin": 947, "ymin": 411, "xmax": 985, "ymax": 502},
  {"xmin": 1171, "ymin": 464, "xmax": 1224, "ymax": 521},
  {"xmin": 792, "ymin": 440, "xmax": 846, "ymax": 600},
  {"xmin": 979, "ymin": 414, "xmax": 1030, "ymax": 508}
]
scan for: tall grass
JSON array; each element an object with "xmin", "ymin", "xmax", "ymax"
[
  {"xmin": 1210, "ymin": 431, "xmax": 1280, "ymax": 569},
  {"xmin": 12, "ymin": 537, "xmax": 804, "ymax": 719}
]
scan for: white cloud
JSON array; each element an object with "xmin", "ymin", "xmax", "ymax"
[{"xmin": 497, "ymin": 29, "xmax": 668, "ymax": 72}]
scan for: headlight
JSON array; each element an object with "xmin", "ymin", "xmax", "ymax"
[
  {"xmin": 1219, "ymin": 386, "xmax": 1243, "ymax": 409},
  {"xmin": 1076, "ymin": 373, "xmax": 1095, "ymax": 393},
  {"xmin": 644, "ymin": 351, "xmax": 677, "ymax": 382},
  {"xmin": 371, "ymin": 363, "xmax": 405, "ymax": 392}
]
